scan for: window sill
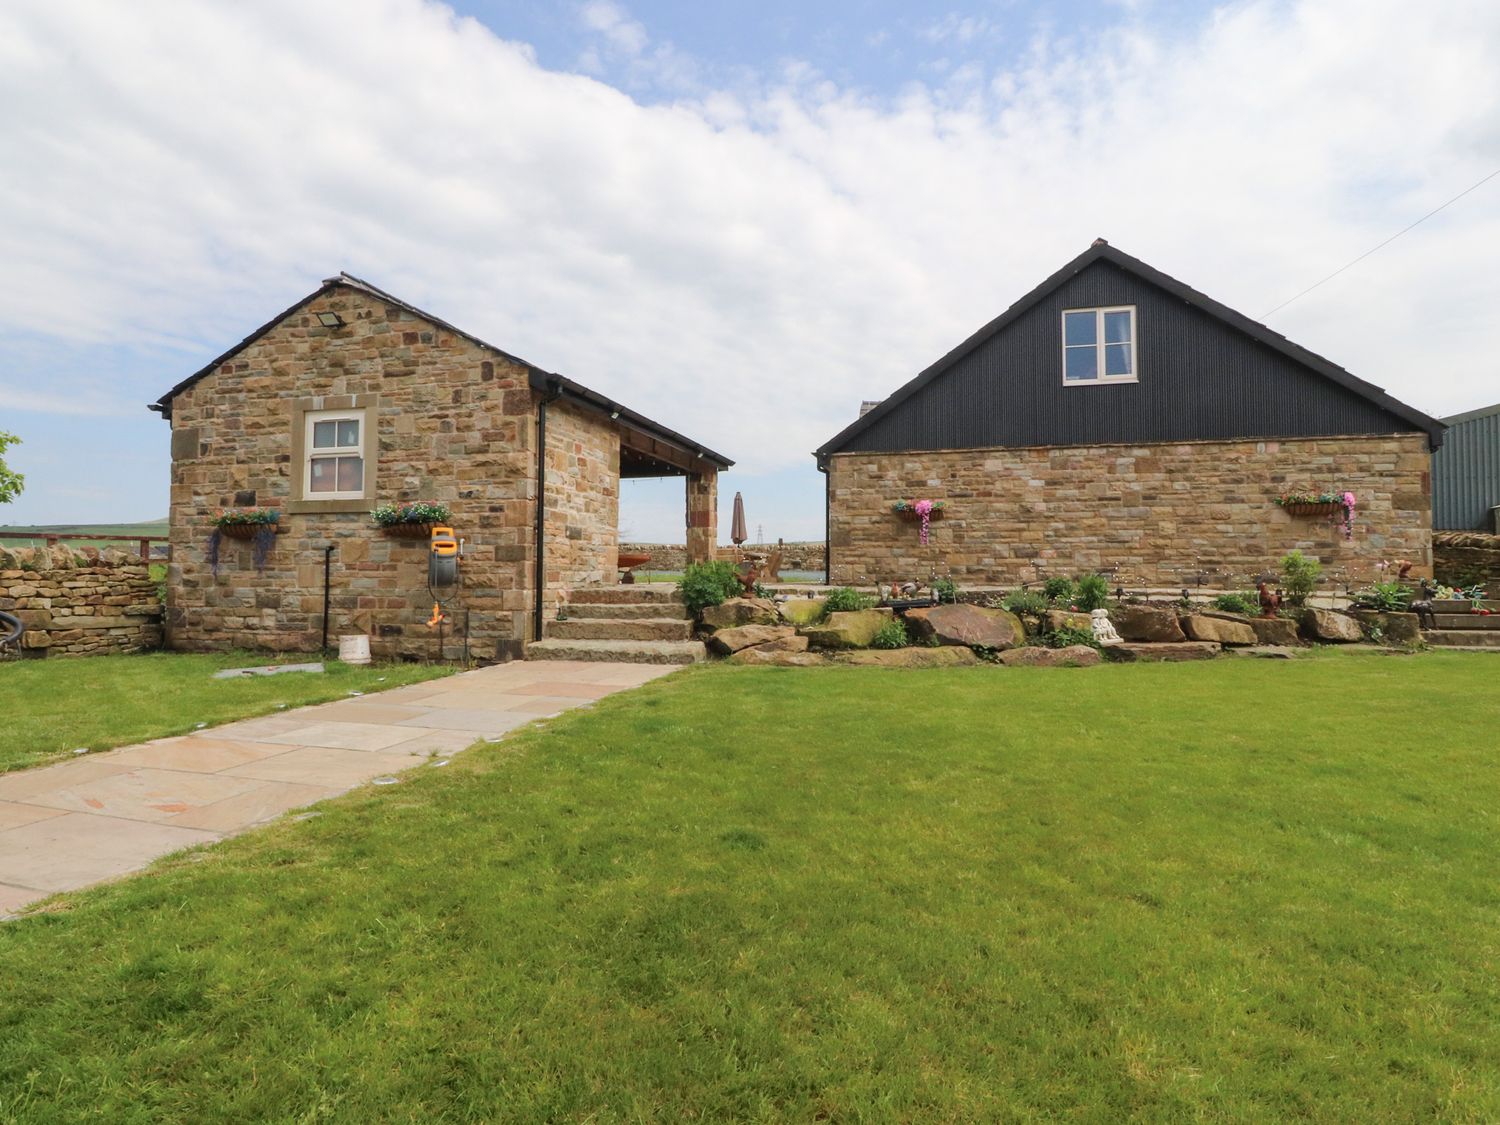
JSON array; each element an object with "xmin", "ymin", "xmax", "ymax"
[
  {"xmin": 1063, "ymin": 377, "xmax": 1139, "ymax": 387},
  {"xmin": 286, "ymin": 498, "xmax": 374, "ymax": 515}
]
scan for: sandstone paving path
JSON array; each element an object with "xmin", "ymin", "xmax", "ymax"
[{"xmin": 0, "ymin": 660, "xmax": 676, "ymax": 917}]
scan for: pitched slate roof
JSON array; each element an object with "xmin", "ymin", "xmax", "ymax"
[
  {"xmin": 816, "ymin": 240, "xmax": 1444, "ymax": 459},
  {"xmin": 149, "ymin": 272, "xmax": 732, "ymax": 470}
]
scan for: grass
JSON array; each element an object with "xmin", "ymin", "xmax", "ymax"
[
  {"xmin": 0, "ymin": 652, "xmax": 452, "ymax": 773},
  {"xmin": 2, "ymin": 651, "xmax": 1500, "ymax": 1120}
]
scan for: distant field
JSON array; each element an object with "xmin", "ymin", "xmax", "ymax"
[{"xmin": 0, "ymin": 519, "xmax": 169, "ymax": 551}]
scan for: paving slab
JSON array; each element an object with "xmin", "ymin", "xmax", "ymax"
[
  {"xmin": 0, "ymin": 660, "xmax": 680, "ymax": 918},
  {"xmin": 0, "ymin": 813, "xmax": 219, "ymax": 893}
]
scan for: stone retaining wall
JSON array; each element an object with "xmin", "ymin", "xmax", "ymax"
[
  {"xmin": 829, "ymin": 433, "xmax": 1432, "ymax": 588},
  {"xmin": 0, "ymin": 545, "xmax": 163, "ymax": 657},
  {"xmin": 1434, "ymin": 532, "xmax": 1500, "ymax": 589}
]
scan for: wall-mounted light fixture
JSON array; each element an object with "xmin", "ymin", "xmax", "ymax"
[
  {"xmin": 609, "ymin": 409, "xmax": 620, "ymax": 420},
  {"xmin": 316, "ymin": 311, "xmax": 345, "ymax": 328}
]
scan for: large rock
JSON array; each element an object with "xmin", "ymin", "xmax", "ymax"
[
  {"xmin": 1108, "ymin": 605, "xmax": 1187, "ymax": 643},
  {"xmin": 1043, "ymin": 609, "xmax": 1093, "ymax": 633},
  {"xmin": 20, "ymin": 630, "xmax": 52, "ymax": 649},
  {"xmin": 904, "ymin": 603, "xmax": 1023, "ymax": 650},
  {"xmin": 777, "ymin": 598, "xmax": 828, "ymax": 627},
  {"xmin": 1106, "ymin": 641, "xmax": 1220, "ymax": 662},
  {"xmin": 1247, "ymin": 616, "xmax": 1301, "ymax": 646},
  {"xmin": 1351, "ymin": 610, "xmax": 1422, "ymax": 644},
  {"xmin": 727, "ymin": 648, "xmax": 828, "ymax": 667},
  {"xmin": 1181, "ymin": 614, "xmax": 1257, "ymax": 646},
  {"xmin": 700, "ymin": 597, "xmax": 779, "ymax": 630},
  {"xmin": 803, "ymin": 608, "xmax": 893, "ymax": 650},
  {"xmin": 707, "ymin": 624, "xmax": 797, "ymax": 655},
  {"xmin": 835, "ymin": 647, "xmax": 981, "ymax": 667},
  {"xmin": 998, "ymin": 645, "xmax": 1100, "ymax": 668},
  {"xmin": 1299, "ymin": 608, "xmax": 1363, "ymax": 643}
]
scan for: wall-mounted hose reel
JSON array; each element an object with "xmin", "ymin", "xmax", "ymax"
[{"xmin": 427, "ymin": 525, "xmax": 462, "ymax": 628}]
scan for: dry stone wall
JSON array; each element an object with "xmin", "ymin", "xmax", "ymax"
[
  {"xmin": 618, "ymin": 541, "xmax": 826, "ymax": 572},
  {"xmin": 0, "ymin": 546, "xmax": 163, "ymax": 657},
  {"xmin": 829, "ymin": 433, "xmax": 1432, "ymax": 588},
  {"xmin": 1434, "ymin": 532, "xmax": 1500, "ymax": 589}
]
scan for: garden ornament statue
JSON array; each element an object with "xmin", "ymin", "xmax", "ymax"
[
  {"xmin": 1257, "ymin": 581, "xmax": 1282, "ymax": 618},
  {"xmin": 1090, "ymin": 609, "xmax": 1123, "ymax": 647},
  {"xmin": 734, "ymin": 562, "xmax": 760, "ymax": 598},
  {"xmin": 1411, "ymin": 579, "xmax": 1437, "ymax": 630}
]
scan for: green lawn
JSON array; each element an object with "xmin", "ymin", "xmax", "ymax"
[
  {"xmin": 2, "ymin": 652, "xmax": 1499, "ymax": 1120},
  {"xmin": 0, "ymin": 652, "xmax": 451, "ymax": 773}
]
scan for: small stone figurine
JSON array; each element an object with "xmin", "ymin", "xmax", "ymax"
[
  {"xmin": 1090, "ymin": 608, "xmax": 1123, "ymax": 647},
  {"xmin": 1410, "ymin": 579, "xmax": 1437, "ymax": 630},
  {"xmin": 1257, "ymin": 581, "xmax": 1282, "ymax": 618}
]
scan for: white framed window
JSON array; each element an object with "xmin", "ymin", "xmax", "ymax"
[
  {"xmin": 1062, "ymin": 306, "xmax": 1137, "ymax": 385},
  {"xmin": 304, "ymin": 410, "xmax": 365, "ymax": 498}
]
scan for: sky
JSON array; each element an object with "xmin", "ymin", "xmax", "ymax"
[{"xmin": 1, "ymin": 0, "xmax": 1498, "ymax": 542}]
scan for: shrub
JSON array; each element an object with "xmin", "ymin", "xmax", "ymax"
[
  {"xmin": 1043, "ymin": 577, "xmax": 1075, "ymax": 604},
  {"xmin": 678, "ymin": 561, "xmax": 741, "ymax": 615},
  {"xmin": 1353, "ymin": 581, "xmax": 1414, "ymax": 612},
  {"xmin": 1280, "ymin": 550, "xmax": 1322, "ymax": 606},
  {"xmin": 1212, "ymin": 592, "xmax": 1259, "ymax": 616},
  {"xmin": 1073, "ymin": 572, "xmax": 1109, "ymax": 612},
  {"xmin": 1000, "ymin": 589, "xmax": 1047, "ymax": 616},
  {"xmin": 1042, "ymin": 625, "xmax": 1100, "ymax": 650},
  {"xmin": 824, "ymin": 587, "xmax": 876, "ymax": 613},
  {"xmin": 870, "ymin": 620, "xmax": 909, "ymax": 649},
  {"xmin": 931, "ymin": 577, "xmax": 958, "ymax": 604}
]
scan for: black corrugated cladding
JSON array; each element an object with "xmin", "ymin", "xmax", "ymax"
[
  {"xmin": 837, "ymin": 259, "xmax": 1423, "ymax": 454},
  {"xmin": 1433, "ymin": 402, "xmax": 1500, "ymax": 530}
]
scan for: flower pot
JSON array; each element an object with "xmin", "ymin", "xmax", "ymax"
[
  {"xmin": 1281, "ymin": 502, "xmax": 1343, "ymax": 517},
  {"xmin": 380, "ymin": 521, "xmax": 436, "ymax": 540},
  {"xmin": 217, "ymin": 522, "xmax": 278, "ymax": 540}
]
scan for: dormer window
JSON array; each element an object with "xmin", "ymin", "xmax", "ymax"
[{"xmin": 1062, "ymin": 306, "xmax": 1136, "ymax": 385}]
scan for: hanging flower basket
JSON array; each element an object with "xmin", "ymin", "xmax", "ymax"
[
  {"xmin": 207, "ymin": 508, "xmax": 282, "ymax": 575},
  {"xmin": 1280, "ymin": 501, "xmax": 1343, "ymax": 517},
  {"xmin": 381, "ymin": 521, "xmax": 437, "ymax": 540},
  {"xmin": 219, "ymin": 522, "xmax": 271, "ymax": 540},
  {"xmin": 892, "ymin": 499, "xmax": 946, "ymax": 545},
  {"xmin": 1273, "ymin": 491, "xmax": 1356, "ymax": 539},
  {"xmin": 373, "ymin": 501, "xmax": 450, "ymax": 539}
]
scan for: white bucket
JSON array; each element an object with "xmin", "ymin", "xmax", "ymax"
[{"xmin": 338, "ymin": 634, "xmax": 371, "ymax": 665}]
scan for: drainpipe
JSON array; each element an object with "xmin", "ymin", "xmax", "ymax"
[
  {"xmin": 321, "ymin": 544, "xmax": 334, "ymax": 655},
  {"xmin": 819, "ymin": 458, "xmax": 831, "ymax": 582},
  {"xmin": 533, "ymin": 378, "xmax": 563, "ymax": 643}
]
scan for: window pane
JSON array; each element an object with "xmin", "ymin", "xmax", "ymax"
[
  {"xmin": 1104, "ymin": 310, "xmax": 1132, "ymax": 344},
  {"xmin": 309, "ymin": 457, "xmax": 336, "ymax": 492},
  {"xmin": 1064, "ymin": 311, "xmax": 1096, "ymax": 346},
  {"xmin": 337, "ymin": 456, "xmax": 364, "ymax": 493},
  {"xmin": 1065, "ymin": 346, "xmax": 1098, "ymax": 381},
  {"xmin": 312, "ymin": 420, "xmax": 336, "ymax": 449},
  {"xmin": 1104, "ymin": 343, "xmax": 1133, "ymax": 377},
  {"xmin": 336, "ymin": 419, "xmax": 360, "ymax": 448}
]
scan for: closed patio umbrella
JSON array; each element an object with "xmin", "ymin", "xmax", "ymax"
[{"xmin": 731, "ymin": 492, "xmax": 747, "ymax": 546}]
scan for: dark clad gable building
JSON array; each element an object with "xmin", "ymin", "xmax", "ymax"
[{"xmin": 817, "ymin": 241, "xmax": 1443, "ymax": 588}]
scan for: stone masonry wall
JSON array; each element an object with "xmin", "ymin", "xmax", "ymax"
[
  {"xmin": 829, "ymin": 433, "xmax": 1432, "ymax": 588},
  {"xmin": 1433, "ymin": 532, "xmax": 1500, "ymax": 590},
  {"xmin": 0, "ymin": 545, "xmax": 163, "ymax": 658},
  {"xmin": 166, "ymin": 285, "xmax": 542, "ymax": 661},
  {"xmin": 544, "ymin": 400, "xmax": 620, "ymax": 599}
]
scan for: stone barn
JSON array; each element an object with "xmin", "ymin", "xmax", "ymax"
[
  {"xmin": 152, "ymin": 273, "xmax": 731, "ymax": 660},
  {"xmin": 816, "ymin": 240, "xmax": 1444, "ymax": 591}
]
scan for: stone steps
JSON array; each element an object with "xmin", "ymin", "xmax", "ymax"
[
  {"xmin": 526, "ymin": 638, "xmax": 708, "ymax": 664},
  {"xmin": 531, "ymin": 584, "xmax": 706, "ymax": 663},
  {"xmin": 547, "ymin": 617, "xmax": 695, "ymax": 642},
  {"xmin": 567, "ymin": 584, "xmax": 681, "ymax": 605},
  {"xmin": 1421, "ymin": 630, "xmax": 1500, "ymax": 649},
  {"xmin": 1428, "ymin": 613, "xmax": 1500, "ymax": 630},
  {"xmin": 562, "ymin": 601, "xmax": 692, "ymax": 620}
]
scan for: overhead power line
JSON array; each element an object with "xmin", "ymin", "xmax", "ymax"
[{"xmin": 1262, "ymin": 166, "xmax": 1500, "ymax": 318}]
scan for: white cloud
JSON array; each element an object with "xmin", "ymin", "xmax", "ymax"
[
  {"xmin": 0, "ymin": 386, "xmax": 141, "ymax": 419},
  {"xmin": 1, "ymin": 0, "xmax": 1498, "ymax": 536}
]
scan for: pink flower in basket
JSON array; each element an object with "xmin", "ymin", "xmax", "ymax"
[{"xmin": 914, "ymin": 499, "xmax": 934, "ymax": 545}]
